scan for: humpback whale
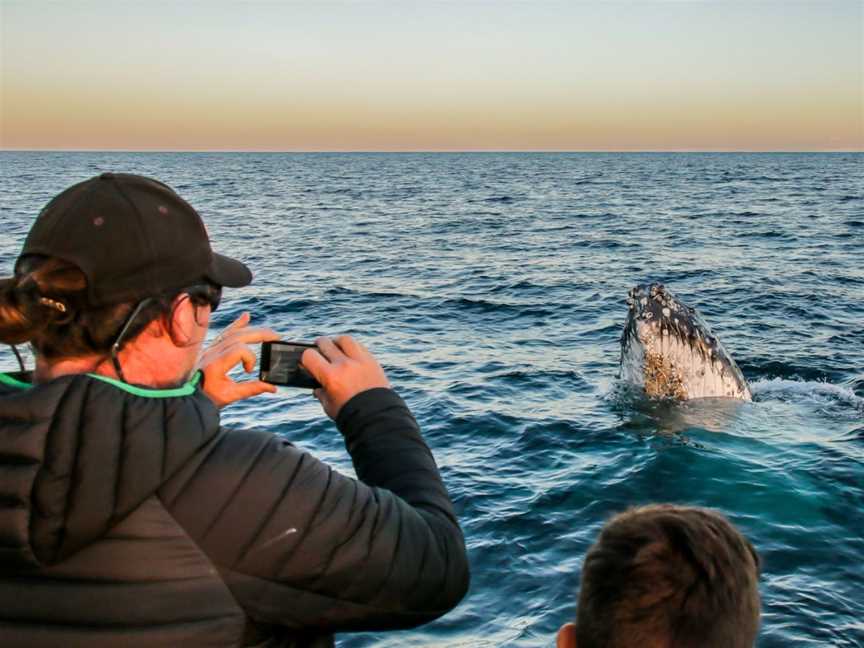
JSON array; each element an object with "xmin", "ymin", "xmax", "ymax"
[{"xmin": 619, "ymin": 284, "xmax": 752, "ymax": 401}]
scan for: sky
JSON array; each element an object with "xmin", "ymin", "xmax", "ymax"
[{"xmin": 1, "ymin": 1, "xmax": 861, "ymax": 151}]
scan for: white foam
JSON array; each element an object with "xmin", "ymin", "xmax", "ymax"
[{"xmin": 751, "ymin": 378, "xmax": 864, "ymax": 411}]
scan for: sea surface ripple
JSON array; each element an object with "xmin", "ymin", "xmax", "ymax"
[{"xmin": 1, "ymin": 152, "xmax": 863, "ymax": 647}]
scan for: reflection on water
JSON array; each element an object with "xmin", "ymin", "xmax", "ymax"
[{"xmin": 609, "ymin": 384, "xmax": 752, "ymax": 435}]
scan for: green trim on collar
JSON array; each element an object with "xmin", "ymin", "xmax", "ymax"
[
  {"xmin": 0, "ymin": 372, "xmax": 31, "ymax": 390},
  {"xmin": 0, "ymin": 370, "xmax": 202, "ymax": 398},
  {"xmin": 86, "ymin": 371, "xmax": 202, "ymax": 398}
]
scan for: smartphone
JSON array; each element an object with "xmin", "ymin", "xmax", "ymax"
[{"xmin": 259, "ymin": 341, "xmax": 321, "ymax": 389}]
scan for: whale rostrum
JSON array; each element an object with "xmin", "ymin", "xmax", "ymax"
[{"xmin": 619, "ymin": 284, "xmax": 752, "ymax": 401}]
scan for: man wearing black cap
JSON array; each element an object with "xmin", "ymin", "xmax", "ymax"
[{"xmin": 0, "ymin": 174, "xmax": 470, "ymax": 647}]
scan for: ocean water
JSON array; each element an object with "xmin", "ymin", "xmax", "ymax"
[{"xmin": 1, "ymin": 152, "xmax": 862, "ymax": 647}]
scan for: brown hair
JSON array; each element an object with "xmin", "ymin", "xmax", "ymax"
[
  {"xmin": 0, "ymin": 256, "xmax": 198, "ymax": 361},
  {"xmin": 576, "ymin": 504, "xmax": 761, "ymax": 648}
]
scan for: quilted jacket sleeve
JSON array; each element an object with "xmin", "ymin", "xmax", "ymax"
[{"xmin": 158, "ymin": 388, "xmax": 470, "ymax": 632}]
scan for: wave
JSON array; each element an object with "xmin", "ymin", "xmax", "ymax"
[
  {"xmin": 604, "ymin": 377, "xmax": 864, "ymax": 414},
  {"xmin": 441, "ymin": 297, "xmax": 556, "ymax": 318},
  {"xmin": 751, "ymin": 378, "xmax": 864, "ymax": 411}
]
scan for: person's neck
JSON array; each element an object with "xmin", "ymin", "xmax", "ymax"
[
  {"xmin": 35, "ymin": 355, "xmax": 111, "ymax": 383},
  {"xmin": 35, "ymin": 350, "xmax": 189, "ymax": 388}
]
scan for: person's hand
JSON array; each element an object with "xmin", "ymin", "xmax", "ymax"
[
  {"xmin": 301, "ymin": 335, "xmax": 391, "ymax": 420},
  {"xmin": 197, "ymin": 312, "xmax": 280, "ymax": 409}
]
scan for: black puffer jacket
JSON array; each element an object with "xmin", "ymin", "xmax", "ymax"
[{"xmin": 0, "ymin": 371, "xmax": 469, "ymax": 647}]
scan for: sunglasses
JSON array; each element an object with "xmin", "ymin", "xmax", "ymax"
[{"xmin": 186, "ymin": 283, "xmax": 222, "ymax": 312}]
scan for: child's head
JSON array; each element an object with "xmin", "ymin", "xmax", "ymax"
[{"xmin": 558, "ymin": 504, "xmax": 761, "ymax": 648}]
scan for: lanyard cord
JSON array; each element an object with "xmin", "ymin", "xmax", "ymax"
[
  {"xmin": 10, "ymin": 345, "xmax": 25, "ymax": 372},
  {"xmin": 110, "ymin": 298, "xmax": 154, "ymax": 384}
]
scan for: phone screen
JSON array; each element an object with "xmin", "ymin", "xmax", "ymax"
[{"xmin": 260, "ymin": 341, "xmax": 320, "ymax": 388}]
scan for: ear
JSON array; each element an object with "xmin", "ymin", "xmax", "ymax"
[
  {"xmin": 166, "ymin": 294, "xmax": 199, "ymax": 346},
  {"xmin": 138, "ymin": 306, "xmax": 172, "ymax": 340},
  {"xmin": 557, "ymin": 622, "xmax": 577, "ymax": 648}
]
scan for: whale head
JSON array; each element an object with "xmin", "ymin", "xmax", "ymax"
[{"xmin": 619, "ymin": 283, "xmax": 752, "ymax": 401}]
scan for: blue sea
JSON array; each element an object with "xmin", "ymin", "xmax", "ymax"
[{"xmin": 1, "ymin": 152, "xmax": 862, "ymax": 647}]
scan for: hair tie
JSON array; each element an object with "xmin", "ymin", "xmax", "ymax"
[{"xmin": 39, "ymin": 297, "xmax": 68, "ymax": 313}]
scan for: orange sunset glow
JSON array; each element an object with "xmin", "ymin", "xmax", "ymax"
[{"xmin": 1, "ymin": 1, "xmax": 861, "ymax": 151}]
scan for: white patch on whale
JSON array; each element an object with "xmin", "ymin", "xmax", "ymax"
[{"xmin": 619, "ymin": 284, "xmax": 752, "ymax": 401}]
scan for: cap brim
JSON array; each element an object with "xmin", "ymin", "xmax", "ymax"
[{"xmin": 207, "ymin": 253, "xmax": 253, "ymax": 288}]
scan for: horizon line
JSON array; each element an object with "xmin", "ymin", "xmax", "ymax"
[{"xmin": 2, "ymin": 148, "xmax": 862, "ymax": 154}]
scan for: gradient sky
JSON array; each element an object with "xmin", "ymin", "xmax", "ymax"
[{"xmin": 1, "ymin": 1, "xmax": 861, "ymax": 151}]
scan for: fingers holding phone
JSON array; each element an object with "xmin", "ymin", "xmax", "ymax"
[
  {"xmin": 302, "ymin": 335, "xmax": 391, "ymax": 420},
  {"xmin": 257, "ymin": 335, "xmax": 390, "ymax": 420},
  {"xmin": 199, "ymin": 312, "xmax": 280, "ymax": 409}
]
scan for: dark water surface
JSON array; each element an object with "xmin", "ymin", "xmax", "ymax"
[{"xmin": 1, "ymin": 152, "xmax": 862, "ymax": 647}]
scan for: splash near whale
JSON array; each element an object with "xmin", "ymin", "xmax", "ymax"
[{"xmin": 619, "ymin": 284, "xmax": 752, "ymax": 401}]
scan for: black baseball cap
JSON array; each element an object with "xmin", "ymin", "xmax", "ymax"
[{"xmin": 17, "ymin": 172, "xmax": 252, "ymax": 306}]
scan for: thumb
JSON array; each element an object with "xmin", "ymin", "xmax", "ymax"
[
  {"xmin": 235, "ymin": 380, "xmax": 278, "ymax": 399},
  {"xmin": 240, "ymin": 346, "xmax": 257, "ymax": 373}
]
